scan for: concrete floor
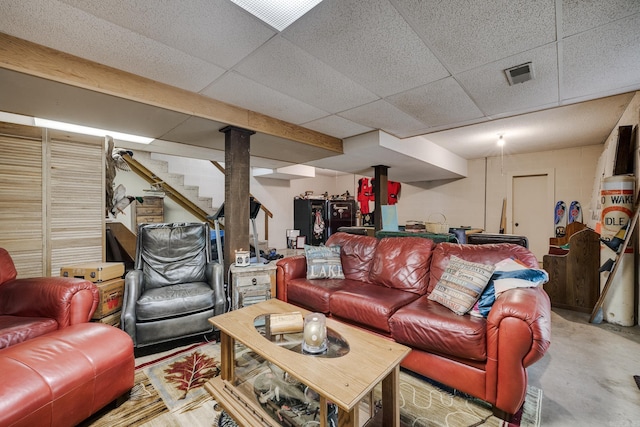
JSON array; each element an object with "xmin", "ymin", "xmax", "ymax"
[{"xmin": 527, "ymin": 308, "xmax": 640, "ymax": 426}]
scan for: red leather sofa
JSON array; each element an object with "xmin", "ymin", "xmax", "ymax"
[
  {"xmin": 276, "ymin": 233, "xmax": 551, "ymax": 419},
  {"xmin": 0, "ymin": 248, "xmax": 135, "ymax": 427}
]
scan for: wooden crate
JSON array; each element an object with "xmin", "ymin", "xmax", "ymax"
[
  {"xmin": 92, "ymin": 310, "xmax": 121, "ymax": 327},
  {"xmin": 92, "ymin": 278, "xmax": 125, "ymax": 319},
  {"xmin": 60, "ymin": 262, "xmax": 124, "ymax": 282}
]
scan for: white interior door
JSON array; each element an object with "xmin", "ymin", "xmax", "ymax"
[{"xmin": 512, "ymin": 174, "xmax": 552, "ymax": 263}]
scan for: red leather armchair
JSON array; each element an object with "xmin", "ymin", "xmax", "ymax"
[
  {"xmin": 0, "ymin": 248, "xmax": 100, "ymax": 349},
  {"xmin": 0, "ymin": 248, "xmax": 135, "ymax": 426}
]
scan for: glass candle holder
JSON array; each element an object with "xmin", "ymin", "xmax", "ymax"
[{"xmin": 302, "ymin": 313, "xmax": 327, "ymax": 354}]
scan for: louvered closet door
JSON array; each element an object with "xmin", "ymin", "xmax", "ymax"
[
  {"xmin": 0, "ymin": 132, "xmax": 44, "ymax": 277},
  {"xmin": 48, "ymin": 135, "xmax": 103, "ymax": 275}
]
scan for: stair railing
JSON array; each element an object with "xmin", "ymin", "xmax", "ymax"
[
  {"xmin": 211, "ymin": 161, "xmax": 273, "ymax": 240},
  {"xmin": 123, "ymin": 155, "xmax": 217, "ymax": 228}
]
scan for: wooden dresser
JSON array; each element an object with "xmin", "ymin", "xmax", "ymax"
[{"xmin": 133, "ymin": 196, "xmax": 164, "ymax": 225}]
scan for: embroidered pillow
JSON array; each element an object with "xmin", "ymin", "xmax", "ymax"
[
  {"xmin": 304, "ymin": 245, "xmax": 345, "ymax": 279},
  {"xmin": 428, "ymin": 255, "xmax": 495, "ymax": 315}
]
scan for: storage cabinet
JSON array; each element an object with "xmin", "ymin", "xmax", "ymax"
[
  {"xmin": 229, "ymin": 262, "xmax": 276, "ymax": 310},
  {"xmin": 294, "ymin": 198, "xmax": 356, "ymax": 246},
  {"xmin": 133, "ymin": 196, "xmax": 164, "ymax": 225},
  {"xmin": 543, "ymin": 227, "xmax": 600, "ymax": 313}
]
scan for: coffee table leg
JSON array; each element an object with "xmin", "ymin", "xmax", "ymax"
[
  {"xmin": 220, "ymin": 331, "xmax": 235, "ymax": 381},
  {"xmin": 382, "ymin": 365, "xmax": 400, "ymax": 426}
]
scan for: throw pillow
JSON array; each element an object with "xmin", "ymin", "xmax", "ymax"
[
  {"xmin": 304, "ymin": 245, "xmax": 345, "ymax": 280},
  {"xmin": 471, "ymin": 257, "xmax": 549, "ymax": 318},
  {"xmin": 428, "ymin": 255, "xmax": 495, "ymax": 315}
]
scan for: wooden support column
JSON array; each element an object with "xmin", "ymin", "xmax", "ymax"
[
  {"xmin": 373, "ymin": 165, "xmax": 389, "ymax": 231},
  {"xmin": 220, "ymin": 126, "xmax": 254, "ymax": 276}
]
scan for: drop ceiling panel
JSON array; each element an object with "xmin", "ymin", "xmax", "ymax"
[
  {"xmin": 339, "ymin": 100, "xmax": 427, "ymax": 136},
  {"xmin": 562, "ymin": 13, "xmax": 640, "ymax": 100},
  {"xmin": 424, "ymin": 93, "xmax": 636, "ymax": 160},
  {"xmin": 0, "ymin": 0, "xmax": 226, "ymax": 92},
  {"xmin": 562, "ymin": 0, "xmax": 640, "ymax": 37},
  {"xmin": 283, "ymin": 0, "xmax": 449, "ymax": 97},
  {"xmin": 456, "ymin": 43, "xmax": 559, "ymax": 116},
  {"xmin": 0, "ymin": 69, "xmax": 190, "ymax": 137},
  {"xmin": 394, "ymin": 0, "xmax": 557, "ymax": 73},
  {"xmin": 303, "ymin": 115, "xmax": 374, "ymax": 139},
  {"xmin": 59, "ymin": 0, "xmax": 276, "ymax": 69},
  {"xmin": 234, "ymin": 36, "xmax": 379, "ymax": 113},
  {"xmin": 387, "ymin": 77, "xmax": 484, "ymax": 127},
  {"xmin": 202, "ymin": 71, "xmax": 328, "ymax": 125}
]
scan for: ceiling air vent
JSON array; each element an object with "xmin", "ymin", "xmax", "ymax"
[{"xmin": 505, "ymin": 62, "xmax": 534, "ymax": 85}]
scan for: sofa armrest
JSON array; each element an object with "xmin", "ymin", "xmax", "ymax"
[
  {"xmin": 0, "ymin": 277, "xmax": 99, "ymax": 327},
  {"xmin": 122, "ymin": 270, "xmax": 143, "ymax": 345},
  {"xmin": 206, "ymin": 262, "xmax": 227, "ymax": 315},
  {"xmin": 276, "ymin": 255, "xmax": 307, "ymax": 302},
  {"xmin": 486, "ymin": 286, "xmax": 551, "ymax": 413}
]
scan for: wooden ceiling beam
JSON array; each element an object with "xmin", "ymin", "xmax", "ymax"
[{"xmin": 0, "ymin": 32, "xmax": 343, "ymax": 154}]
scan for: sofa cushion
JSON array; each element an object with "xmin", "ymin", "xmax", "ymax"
[
  {"xmin": 428, "ymin": 256, "xmax": 495, "ymax": 315},
  {"xmin": 0, "ymin": 316, "xmax": 58, "ymax": 349},
  {"xmin": 136, "ymin": 282, "xmax": 215, "ymax": 321},
  {"xmin": 369, "ymin": 237, "xmax": 435, "ymax": 294},
  {"xmin": 326, "ymin": 232, "xmax": 378, "ymax": 282},
  {"xmin": 304, "ymin": 245, "xmax": 344, "ymax": 279},
  {"xmin": 428, "ymin": 243, "xmax": 539, "ymax": 294},
  {"xmin": 390, "ymin": 296, "xmax": 488, "ymax": 362},
  {"xmin": 330, "ymin": 283, "xmax": 421, "ymax": 333},
  {"xmin": 286, "ymin": 278, "xmax": 354, "ymax": 313}
]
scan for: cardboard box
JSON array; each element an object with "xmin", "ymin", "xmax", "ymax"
[
  {"xmin": 92, "ymin": 278, "xmax": 125, "ymax": 319},
  {"xmin": 60, "ymin": 262, "xmax": 124, "ymax": 282}
]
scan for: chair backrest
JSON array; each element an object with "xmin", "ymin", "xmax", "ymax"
[{"xmin": 135, "ymin": 223, "xmax": 211, "ymax": 289}]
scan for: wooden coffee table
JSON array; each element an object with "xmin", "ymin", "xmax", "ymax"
[{"xmin": 205, "ymin": 298, "xmax": 410, "ymax": 427}]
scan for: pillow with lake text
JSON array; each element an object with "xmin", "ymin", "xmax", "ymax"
[
  {"xmin": 304, "ymin": 245, "xmax": 345, "ymax": 279},
  {"xmin": 428, "ymin": 255, "xmax": 495, "ymax": 315}
]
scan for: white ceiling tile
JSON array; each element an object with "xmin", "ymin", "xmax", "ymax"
[
  {"xmin": 0, "ymin": 0, "xmax": 226, "ymax": 92},
  {"xmin": 456, "ymin": 43, "xmax": 559, "ymax": 116},
  {"xmin": 393, "ymin": 0, "xmax": 557, "ymax": 73},
  {"xmin": 303, "ymin": 115, "xmax": 374, "ymax": 139},
  {"xmin": 425, "ymin": 94, "xmax": 635, "ymax": 159},
  {"xmin": 58, "ymin": 0, "xmax": 276, "ymax": 69},
  {"xmin": 339, "ymin": 100, "xmax": 427, "ymax": 136},
  {"xmin": 283, "ymin": 0, "xmax": 449, "ymax": 97},
  {"xmin": 234, "ymin": 36, "xmax": 379, "ymax": 113},
  {"xmin": 562, "ymin": 0, "xmax": 640, "ymax": 37},
  {"xmin": 387, "ymin": 77, "xmax": 483, "ymax": 127},
  {"xmin": 202, "ymin": 72, "xmax": 328, "ymax": 125},
  {"xmin": 563, "ymin": 13, "xmax": 640, "ymax": 100}
]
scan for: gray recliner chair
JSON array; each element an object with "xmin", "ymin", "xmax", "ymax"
[{"xmin": 122, "ymin": 222, "xmax": 226, "ymax": 347}]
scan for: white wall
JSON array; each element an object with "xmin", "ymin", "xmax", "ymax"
[{"xmin": 112, "ymin": 142, "xmax": 603, "ymax": 251}]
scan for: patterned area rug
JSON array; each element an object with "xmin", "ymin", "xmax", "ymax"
[{"xmin": 81, "ymin": 341, "xmax": 541, "ymax": 427}]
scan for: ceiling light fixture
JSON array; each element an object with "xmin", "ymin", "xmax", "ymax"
[
  {"xmin": 497, "ymin": 135, "xmax": 505, "ymax": 146},
  {"xmin": 229, "ymin": 0, "xmax": 323, "ymax": 31},
  {"xmin": 33, "ymin": 118, "xmax": 154, "ymax": 144}
]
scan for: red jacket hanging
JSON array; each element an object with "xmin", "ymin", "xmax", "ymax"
[
  {"xmin": 359, "ymin": 178, "xmax": 401, "ymax": 212},
  {"xmin": 357, "ymin": 178, "xmax": 374, "ymax": 214},
  {"xmin": 387, "ymin": 181, "xmax": 401, "ymax": 205}
]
